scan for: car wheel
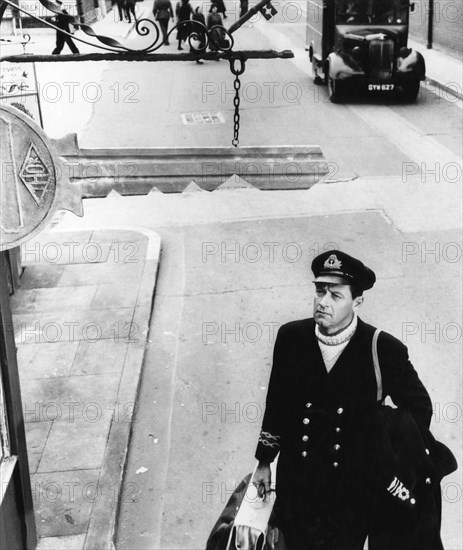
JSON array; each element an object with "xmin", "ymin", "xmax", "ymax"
[
  {"xmin": 402, "ymin": 80, "xmax": 421, "ymax": 102},
  {"xmin": 312, "ymin": 57, "xmax": 323, "ymax": 85},
  {"xmin": 328, "ymin": 76, "xmax": 343, "ymax": 102}
]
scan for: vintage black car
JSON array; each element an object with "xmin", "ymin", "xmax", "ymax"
[{"xmin": 306, "ymin": 0, "xmax": 425, "ymax": 101}]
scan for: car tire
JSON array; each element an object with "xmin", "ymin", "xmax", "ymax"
[
  {"xmin": 312, "ymin": 57, "xmax": 323, "ymax": 85},
  {"xmin": 328, "ymin": 76, "xmax": 343, "ymax": 102},
  {"xmin": 402, "ymin": 80, "xmax": 421, "ymax": 102}
]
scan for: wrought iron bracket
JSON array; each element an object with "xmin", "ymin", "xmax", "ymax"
[
  {"xmin": 0, "ymin": 0, "xmax": 293, "ymax": 146},
  {"xmin": 0, "ymin": 0, "xmax": 282, "ymax": 58},
  {"xmin": 0, "ymin": 49, "xmax": 293, "ymax": 63}
]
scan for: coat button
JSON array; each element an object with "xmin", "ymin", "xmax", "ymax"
[
  {"xmin": 410, "ymin": 498, "xmax": 416, "ymax": 504},
  {"xmin": 302, "ymin": 451, "xmax": 308, "ymax": 457},
  {"xmin": 335, "ymin": 427, "xmax": 341, "ymax": 433},
  {"xmin": 425, "ymin": 448, "xmax": 430, "ymax": 455},
  {"xmin": 306, "ymin": 402, "xmax": 312, "ymax": 408},
  {"xmin": 337, "ymin": 408, "xmax": 344, "ymax": 414},
  {"xmin": 333, "ymin": 462, "xmax": 339, "ymax": 468},
  {"xmin": 334, "ymin": 444, "xmax": 341, "ymax": 451},
  {"xmin": 303, "ymin": 418, "xmax": 310, "ymax": 425},
  {"xmin": 425, "ymin": 478, "xmax": 431, "ymax": 485},
  {"xmin": 302, "ymin": 435, "xmax": 309, "ymax": 442}
]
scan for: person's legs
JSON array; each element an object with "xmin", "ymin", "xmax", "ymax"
[
  {"xmin": 160, "ymin": 19, "xmax": 169, "ymax": 44},
  {"xmin": 65, "ymin": 35, "xmax": 80, "ymax": 54},
  {"xmin": 52, "ymin": 32, "xmax": 65, "ymax": 54},
  {"xmin": 178, "ymin": 23, "xmax": 184, "ymax": 49}
]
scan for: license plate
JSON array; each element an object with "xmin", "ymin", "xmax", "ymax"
[{"xmin": 368, "ymin": 84, "xmax": 395, "ymax": 91}]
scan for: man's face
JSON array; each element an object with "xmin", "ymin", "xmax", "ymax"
[{"xmin": 313, "ymin": 283, "xmax": 362, "ymax": 334}]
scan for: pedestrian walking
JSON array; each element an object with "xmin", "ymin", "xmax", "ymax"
[
  {"xmin": 175, "ymin": 0, "xmax": 193, "ymax": 50},
  {"xmin": 210, "ymin": 0, "xmax": 226, "ymax": 19},
  {"xmin": 124, "ymin": 0, "xmax": 137, "ymax": 23},
  {"xmin": 252, "ymin": 249, "xmax": 455, "ymax": 550},
  {"xmin": 207, "ymin": 4, "xmax": 225, "ymax": 53},
  {"xmin": 239, "ymin": 0, "xmax": 248, "ymax": 17},
  {"xmin": 153, "ymin": 0, "xmax": 174, "ymax": 45},
  {"xmin": 51, "ymin": 0, "xmax": 80, "ymax": 54},
  {"xmin": 191, "ymin": 6, "xmax": 206, "ymax": 63},
  {"xmin": 116, "ymin": 0, "xmax": 125, "ymax": 21}
]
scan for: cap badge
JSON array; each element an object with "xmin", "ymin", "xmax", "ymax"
[{"xmin": 324, "ymin": 254, "xmax": 342, "ymax": 270}]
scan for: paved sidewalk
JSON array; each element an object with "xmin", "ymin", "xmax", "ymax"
[
  {"xmin": 408, "ymin": 38, "xmax": 463, "ymax": 101},
  {"xmin": 11, "ymin": 227, "xmax": 160, "ymax": 550}
]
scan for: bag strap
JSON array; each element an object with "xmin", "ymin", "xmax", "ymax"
[{"xmin": 372, "ymin": 328, "xmax": 383, "ymax": 402}]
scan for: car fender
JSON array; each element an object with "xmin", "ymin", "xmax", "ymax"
[
  {"xmin": 327, "ymin": 51, "xmax": 365, "ymax": 80},
  {"xmin": 396, "ymin": 48, "xmax": 426, "ymax": 80}
]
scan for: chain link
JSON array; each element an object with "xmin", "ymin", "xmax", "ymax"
[{"xmin": 229, "ymin": 57, "xmax": 246, "ymax": 147}]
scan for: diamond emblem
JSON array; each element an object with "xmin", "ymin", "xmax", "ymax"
[{"xmin": 19, "ymin": 143, "xmax": 51, "ymax": 205}]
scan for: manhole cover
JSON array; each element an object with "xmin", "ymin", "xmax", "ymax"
[{"xmin": 181, "ymin": 112, "xmax": 225, "ymax": 125}]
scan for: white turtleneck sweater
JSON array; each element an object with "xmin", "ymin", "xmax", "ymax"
[{"xmin": 315, "ymin": 314, "xmax": 358, "ymax": 372}]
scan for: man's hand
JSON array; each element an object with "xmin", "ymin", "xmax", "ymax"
[
  {"xmin": 235, "ymin": 526, "xmax": 260, "ymax": 550},
  {"xmin": 265, "ymin": 526, "xmax": 280, "ymax": 550},
  {"xmin": 251, "ymin": 461, "xmax": 271, "ymax": 500},
  {"xmin": 235, "ymin": 524, "xmax": 279, "ymax": 550}
]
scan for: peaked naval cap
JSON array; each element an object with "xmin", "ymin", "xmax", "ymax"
[{"xmin": 311, "ymin": 250, "xmax": 376, "ymax": 291}]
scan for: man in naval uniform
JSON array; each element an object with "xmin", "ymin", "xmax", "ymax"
[{"xmin": 253, "ymin": 250, "xmax": 441, "ymax": 550}]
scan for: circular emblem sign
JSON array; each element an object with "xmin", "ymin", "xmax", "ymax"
[{"xmin": 0, "ymin": 105, "xmax": 82, "ymax": 251}]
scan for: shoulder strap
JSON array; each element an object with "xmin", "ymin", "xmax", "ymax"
[{"xmin": 372, "ymin": 328, "xmax": 383, "ymax": 401}]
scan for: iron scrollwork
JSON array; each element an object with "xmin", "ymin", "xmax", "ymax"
[{"xmin": 0, "ymin": 0, "xmax": 234, "ymax": 54}]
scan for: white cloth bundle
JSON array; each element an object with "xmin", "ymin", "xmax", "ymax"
[{"xmin": 227, "ymin": 461, "xmax": 278, "ymax": 550}]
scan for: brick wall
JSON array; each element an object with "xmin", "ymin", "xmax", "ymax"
[{"xmin": 409, "ymin": 0, "xmax": 462, "ymax": 59}]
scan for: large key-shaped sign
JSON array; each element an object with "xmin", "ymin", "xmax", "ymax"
[{"xmin": 0, "ymin": 104, "xmax": 83, "ymax": 251}]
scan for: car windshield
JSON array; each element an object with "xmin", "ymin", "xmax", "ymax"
[{"xmin": 335, "ymin": 0, "xmax": 409, "ymax": 25}]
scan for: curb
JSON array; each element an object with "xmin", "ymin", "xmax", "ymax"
[
  {"xmin": 423, "ymin": 76, "xmax": 463, "ymax": 101},
  {"xmin": 82, "ymin": 227, "xmax": 161, "ymax": 550}
]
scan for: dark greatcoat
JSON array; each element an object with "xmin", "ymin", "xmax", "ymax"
[
  {"xmin": 255, "ymin": 317, "xmax": 444, "ymax": 550},
  {"xmin": 176, "ymin": 0, "xmax": 193, "ymax": 41},
  {"xmin": 190, "ymin": 11, "xmax": 206, "ymax": 50},
  {"xmin": 206, "ymin": 12, "xmax": 224, "ymax": 51}
]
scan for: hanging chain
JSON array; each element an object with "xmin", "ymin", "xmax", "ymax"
[{"xmin": 229, "ymin": 57, "xmax": 246, "ymax": 147}]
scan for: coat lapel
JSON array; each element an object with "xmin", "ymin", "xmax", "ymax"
[{"xmin": 301, "ymin": 318, "xmax": 327, "ymax": 376}]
